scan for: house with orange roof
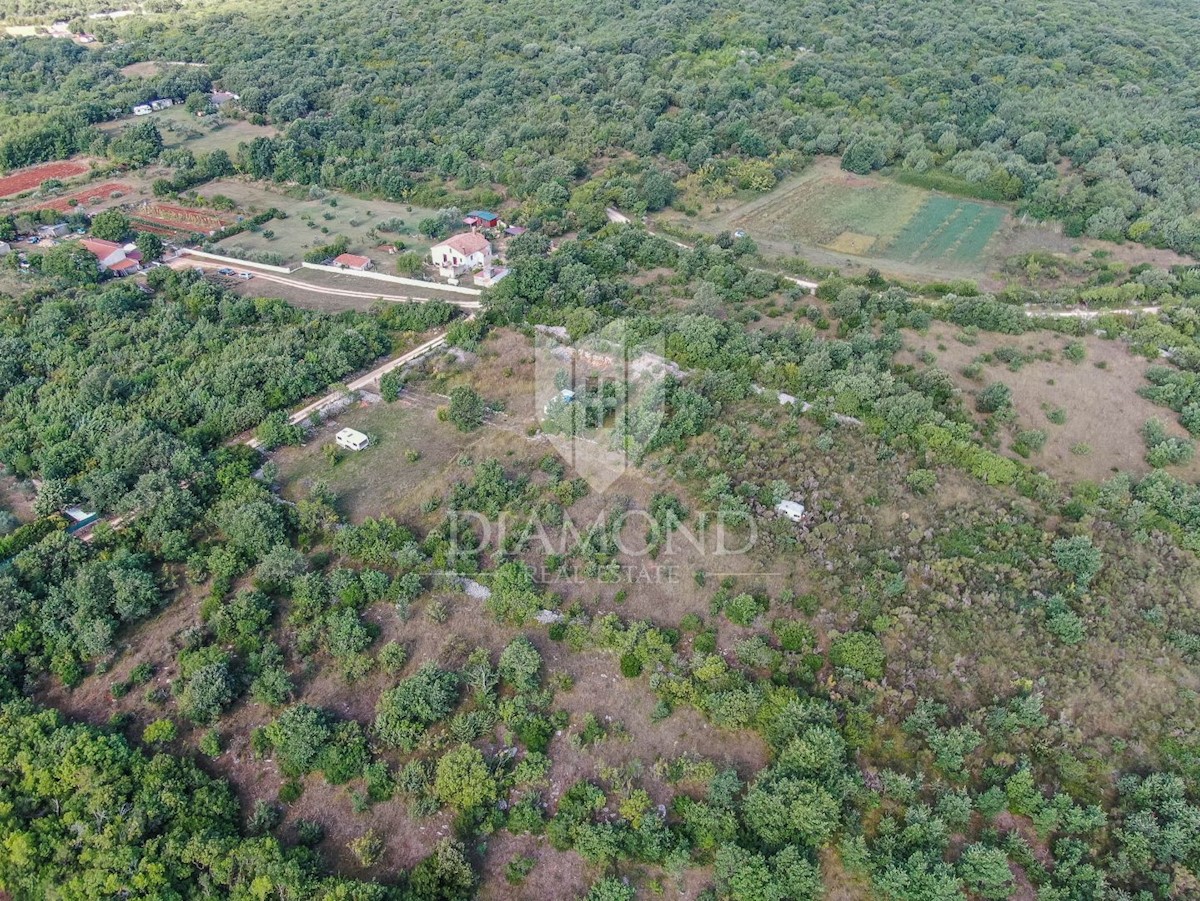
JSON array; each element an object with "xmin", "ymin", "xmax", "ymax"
[
  {"xmin": 430, "ymin": 232, "xmax": 492, "ymax": 278},
  {"xmin": 80, "ymin": 238, "xmax": 141, "ymax": 276},
  {"xmin": 332, "ymin": 252, "xmax": 373, "ymax": 271}
]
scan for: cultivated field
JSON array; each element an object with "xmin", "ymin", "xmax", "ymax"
[
  {"xmin": 21, "ymin": 181, "xmax": 135, "ymax": 214},
  {"xmin": 129, "ymin": 200, "xmax": 233, "ymax": 239},
  {"xmin": 0, "ymin": 159, "xmax": 92, "ymax": 198},
  {"xmin": 882, "ymin": 195, "xmax": 1005, "ymax": 267},
  {"xmin": 681, "ymin": 156, "xmax": 1119, "ymax": 287},
  {"xmin": 202, "ymin": 178, "xmax": 442, "ymax": 265}
]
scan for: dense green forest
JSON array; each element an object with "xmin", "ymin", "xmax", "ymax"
[
  {"xmin": 1, "ymin": 221, "xmax": 1200, "ymax": 898},
  {"xmin": 4, "ymin": 0, "xmax": 1200, "ymax": 252},
  {"xmin": 2, "ymin": 0, "xmax": 1200, "ymax": 898}
]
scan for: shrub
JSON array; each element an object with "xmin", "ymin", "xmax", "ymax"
[
  {"xmin": 773, "ymin": 619, "xmax": 816, "ymax": 653},
  {"xmin": 619, "ymin": 653, "xmax": 644, "ymax": 678},
  {"xmin": 830, "ymin": 632, "xmax": 885, "ymax": 679},
  {"xmin": 905, "ymin": 468, "xmax": 937, "ymax": 494},
  {"xmin": 976, "ymin": 382, "xmax": 1012, "ymax": 413},
  {"xmin": 377, "ymin": 641, "xmax": 409, "ymax": 675},
  {"xmin": 448, "ymin": 386, "xmax": 486, "ymax": 431},
  {"xmin": 348, "ymin": 830, "xmax": 383, "ymax": 866},
  {"xmin": 433, "ymin": 745, "xmax": 498, "ymax": 811},
  {"xmin": 141, "ymin": 718, "xmax": 177, "ymax": 745},
  {"xmin": 724, "ymin": 592, "xmax": 766, "ymax": 626},
  {"xmin": 199, "ymin": 729, "xmax": 222, "ymax": 758},
  {"xmin": 505, "ymin": 855, "xmax": 536, "ymax": 885},
  {"xmin": 374, "ymin": 664, "xmax": 458, "ymax": 750}
]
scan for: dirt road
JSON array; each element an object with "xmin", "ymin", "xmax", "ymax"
[{"xmin": 171, "ymin": 258, "xmax": 483, "ymax": 310}]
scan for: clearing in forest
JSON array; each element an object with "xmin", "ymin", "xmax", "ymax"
[{"xmin": 688, "ymin": 156, "xmax": 1018, "ymax": 283}]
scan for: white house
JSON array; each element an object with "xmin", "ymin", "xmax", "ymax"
[
  {"xmin": 80, "ymin": 238, "xmax": 141, "ymax": 276},
  {"xmin": 430, "ymin": 232, "xmax": 492, "ymax": 277},
  {"xmin": 335, "ymin": 428, "xmax": 370, "ymax": 451},
  {"xmin": 775, "ymin": 499, "xmax": 806, "ymax": 522}
]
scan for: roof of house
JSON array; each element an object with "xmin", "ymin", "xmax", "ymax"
[
  {"xmin": 333, "ymin": 252, "xmax": 371, "ymax": 268},
  {"xmin": 467, "ymin": 210, "xmax": 498, "ymax": 221},
  {"xmin": 108, "ymin": 258, "xmax": 139, "ymax": 272},
  {"xmin": 437, "ymin": 232, "xmax": 491, "ymax": 256},
  {"xmin": 80, "ymin": 238, "xmax": 122, "ymax": 258}
]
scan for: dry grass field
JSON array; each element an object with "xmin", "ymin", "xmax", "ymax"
[{"xmin": 898, "ymin": 321, "xmax": 1200, "ymax": 483}]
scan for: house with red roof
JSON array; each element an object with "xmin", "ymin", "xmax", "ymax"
[
  {"xmin": 79, "ymin": 238, "xmax": 141, "ymax": 276},
  {"xmin": 332, "ymin": 252, "xmax": 373, "ymax": 271},
  {"xmin": 430, "ymin": 232, "xmax": 492, "ymax": 278}
]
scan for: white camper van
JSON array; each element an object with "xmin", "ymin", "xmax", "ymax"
[
  {"xmin": 775, "ymin": 499, "xmax": 806, "ymax": 522},
  {"xmin": 335, "ymin": 428, "xmax": 370, "ymax": 451}
]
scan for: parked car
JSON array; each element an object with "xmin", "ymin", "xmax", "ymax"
[
  {"xmin": 26, "ymin": 236, "xmax": 39, "ymax": 245},
  {"xmin": 217, "ymin": 267, "xmax": 235, "ymax": 275},
  {"xmin": 237, "ymin": 272, "xmax": 253, "ymax": 280}
]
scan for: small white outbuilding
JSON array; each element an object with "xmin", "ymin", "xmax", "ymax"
[
  {"xmin": 775, "ymin": 499, "xmax": 806, "ymax": 522},
  {"xmin": 335, "ymin": 428, "xmax": 370, "ymax": 451}
]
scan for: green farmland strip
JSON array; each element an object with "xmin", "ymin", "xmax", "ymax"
[
  {"xmin": 950, "ymin": 206, "xmax": 1005, "ymax": 263},
  {"xmin": 916, "ymin": 204, "xmax": 987, "ymax": 262},
  {"xmin": 881, "ymin": 195, "xmax": 961, "ymax": 259}
]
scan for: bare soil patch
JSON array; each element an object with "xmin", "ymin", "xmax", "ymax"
[{"xmin": 899, "ymin": 322, "xmax": 1200, "ymax": 483}]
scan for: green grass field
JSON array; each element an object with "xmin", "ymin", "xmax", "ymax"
[
  {"xmin": 98, "ymin": 107, "xmax": 278, "ymax": 157},
  {"xmin": 200, "ymin": 178, "xmax": 441, "ymax": 265},
  {"xmin": 879, "ymin": 196, "xmax": 1004, "ymax": 266},
  {"xmin": 695, "ymin": 157, "xmax": 1011, "ymax": 278}
]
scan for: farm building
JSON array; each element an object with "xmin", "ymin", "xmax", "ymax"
[
  {"xmin": 332, "ymin": 252, "xmax": 373, "ymax": 271},
  {"xmin": 431, "ymin": 232, "xmax": 492, "ymax": 277},
  {"xmin": 150, "ymin": 98, "xmax": 174, "ymax": 111},
  {"xmin": 335, "ymin": 428, "xmax": 370, "ymax": 451},
  {"xmin": 775, "ymin": 499, "xmax": 806, "ymax": 522},
  {"xmin": 80, "ymin": 238, "xmax": 141, "ymax": 276},
  {"xmin": 38, "ymin": 223, "xmax": 69, "ymax": 238},
  {"xmin": 504, "ymin": 225, "xmax": 527, "ymax": 237},
  {"xmin": 464, "ymin": 210, "xmax": 500, "ymax": 228},
  {"xmin": 209, "ymin": 91, "xmax": 240, "ymax": 107}
]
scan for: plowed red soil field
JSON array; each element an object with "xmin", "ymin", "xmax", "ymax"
[
  {"xmin": 0, "ymin": 160, "xmax": 90, "ymax": 197},
  {"xmin": 29, "ymin": 182, "xmax": 134, "ymax": 213}
]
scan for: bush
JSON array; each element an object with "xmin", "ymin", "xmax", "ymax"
[
  {"xmin": 178, "ymin": 661, "xmax": 235, "ymax": 724},
  {"xmin": 141, "ymin": 718, "xmax": 177, "ymax": 745},
  {"xmin": 448, "ymin": 386, "xmax": 486, "ymax": 431},
  {"xmin": 374, "ymin": 664, "xmax": 458, "ymax": 750},
  {"xmin": 505, "ymin": 855, "xmax": 536, "ymax": 885},
  {"xmin": 905, "ymin": 468, "xmax": 938, "ymax": 494},
  {"xmin": 976, "ymin": 382, "xmax": 1012, "ymax": 413},
  {"xmin": 830, "ymin": 632, "xmax": 885, "ymax": 679},
  {"xmin": 724, "ymin": 593, "xmax": 766, "ymax": 627},
  {"xmin": 433, "ymin": 744, "xmax": 497, "ymax": 811},
  {"xmin": 348, "ymin": 829, "xmax": 383, "ymax": 866},
  {"xmin": 619, "ymin": 653, "xmax": 644, "ymax": 678},
  {"xmin": 773, "ymin": 619, "xmax": 815, "ymax": 653}
]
